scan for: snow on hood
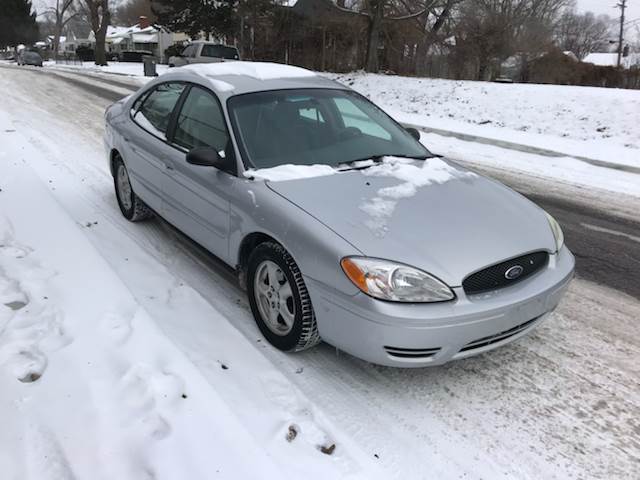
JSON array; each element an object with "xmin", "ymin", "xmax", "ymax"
[
  {"xmin": 265, "ymin": 160, "xmax": 553, "ymax": 285},
  {"xmin": 244, "ymin": 157, "xmax": 443, "ymax": 183},
  {"xmin": 182, "ymin": 62, "xmax": 316, "ymax": 83},
  {"xmin": 360, "ymin": 157, "xmax": 477, "ymax": 236},
  {"xmin": 246, "ymin": 156, "xmax": 476, "ymax": 237},
  {"xmin": 243, "ymin": 163, "xmax": 337, "ymax": 181}
]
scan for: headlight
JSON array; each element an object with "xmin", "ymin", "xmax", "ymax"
[
  {"xmin": 341, "ymin": 257, "xmax": 454, "ymax": 303},
  {"xmin": 544, "ymin": 212, "xmax": 564, "ymax": 252}
]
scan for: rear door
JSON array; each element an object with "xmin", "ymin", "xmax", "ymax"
[
  {"xmin": 162, "ymin": 85, "xmax": 236, "ymax": 262},
  {"xmin": 126, "ymin": 82, "xmax": 186, "ymax": 213}
]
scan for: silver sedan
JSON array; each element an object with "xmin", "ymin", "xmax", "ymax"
[{"xmin": 104, "ymin": 62, "xmax": 574, "ymax": 367}]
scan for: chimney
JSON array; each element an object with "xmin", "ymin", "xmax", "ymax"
[{"xmin": 139, "ymin": 16, "xmax": 151, "ymax": 29}]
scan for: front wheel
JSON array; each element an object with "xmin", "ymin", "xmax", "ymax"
[
  {"xmin": 113, "ymin": 157, "xmax": 153, "ymax": 222},
  {"xmin": 247, "ymin": 242, "xmax": 320, "ymax": 352}
]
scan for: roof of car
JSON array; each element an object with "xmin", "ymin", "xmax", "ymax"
[
  {"xmin": 190, "ymin": 41, "xmax": 237, "ymax": 47},
  {"xmin": 156, "ymin": 61, "xmax": 347, "ymax": 98}
]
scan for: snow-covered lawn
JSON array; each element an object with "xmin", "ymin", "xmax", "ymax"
[
  {"xmin": 44, "ymin": 60, "xmax": 170, "ymax": 80},
  {"xmin": 326, "ymin": 72, "xmax": 640, "ymax": 169}
]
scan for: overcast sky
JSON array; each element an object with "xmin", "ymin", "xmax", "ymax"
[
  {"xmin": 577, "ymin": 0, "xmax": 640, "ymax": 21},
  {"xmin": 34, "ymin": 0, "xmax": 640, "ymax": 28}
]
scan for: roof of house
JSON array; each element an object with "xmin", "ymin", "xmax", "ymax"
[
  {"xmin": 65, "ymin": 21, "xmax": 93, "ymax": 40},
  {"xmin": 583, "ymin": 52, "xmax": 640, "ymax": 69}
]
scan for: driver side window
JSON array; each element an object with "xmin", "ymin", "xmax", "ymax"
[
  {"xmin": 132, "ymin": 83, "xmax": 185, "ymax": 139},
  {"xmin": 173, "ymin": 86, "xmax": 231, "ymax": 158}
]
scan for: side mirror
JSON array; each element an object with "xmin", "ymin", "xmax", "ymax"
[
  {"xmin": 406, "ymin": 127, "xmax": 421, "ymax": 141},
  {"xmin": 186, "ymin": 147, "xmax": 235, "ymax": 174}
]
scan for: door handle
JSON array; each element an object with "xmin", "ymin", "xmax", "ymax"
[{"xmin": 165, "ymin": 163, "xmax": 174, "ymax": 171}]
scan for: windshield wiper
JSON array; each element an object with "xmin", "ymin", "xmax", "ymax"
[
  {"xmin": 384, "ymin": 153, "xmax": 436, "ymax": 160},
  {"xmin": 336, "ymin": 155, "xmax": 385, "ymax": 171}
]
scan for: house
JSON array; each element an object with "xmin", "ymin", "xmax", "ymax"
[
  {"xmin": 562, "ymin": 51, "xmax": 579, "ymax": 62},
  {"xmin": 583, "ymin": 52, "xmax": 640, "ymax": 70},
  {"xmin": 106, "ymin": 17, "xmax": 188, "ymax": 63},
  {"xmin": 64, "ymin": 22, "xmax": 94, "ymax": 53},
  {"xmin": 46, "ymin": 35, "xmax": 67, "ymax": 52}
]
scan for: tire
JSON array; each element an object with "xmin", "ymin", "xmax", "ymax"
[
  {"xmin": 113, "ymin": 156, "xmax": 154, "ymax": 222},
  {"xmin": 247, "ymin": 242, "xmax": 320, "ymax": 352}
]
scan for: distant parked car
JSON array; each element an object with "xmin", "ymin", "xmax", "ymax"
[
  {"xmin": 168, "ymin": 42, "xmax": 240, "ymax": 67},
  {"xmin": 120, "ymin": 50, "xmax": 154, "ymax": 63},
  {"xmin": 17, "ymin": 51, "xmax": 43, "ymax": 67}
]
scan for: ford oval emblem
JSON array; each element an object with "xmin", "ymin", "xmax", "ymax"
[{"xmin": 505, "ymin": 265, "xmax": 524, "ymax": 280}]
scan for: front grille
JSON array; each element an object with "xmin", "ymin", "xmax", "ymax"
[
  {"xmin": 462, "ymin": 251, "xmax": 549, "ymax": 294},
  {"xmin": 459, "ymin": 316, "xmax": 541, "ymax": 352},
  {"xmin": 384, "ymin": 346, "xmax": 441, "ymax": 359}
]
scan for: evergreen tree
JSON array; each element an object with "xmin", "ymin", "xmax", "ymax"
[
  {"xmin": 151, "ymin": 0, "xmax": 226, "ymax": 39},
  {"xmin": 151, "ymin": 0, "xmax": 276, "ymax": 42},
  {"xmin": 0, "ymin": 0, "xmax": 40, "ymax": 48}
]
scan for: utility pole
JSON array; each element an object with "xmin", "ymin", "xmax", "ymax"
[{"xmin": 616, "ymin": 0, "xmax": 627, "ymax": 68}]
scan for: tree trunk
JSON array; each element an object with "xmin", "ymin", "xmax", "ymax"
[
  {"xmin": 85, "ymin": 0, "xmax": 110, "ymax": 66},
  {"xmin": 365, "ymin": 0, "xmax": 383, "ymax": 72},
  {"xmin": 94, "ymin": 13, "xmax": 109, "ymax": 66},
  {"xmin": 477, "ymin": 62, "xmax": 488, "ymax": 81},
  {"xmin": 52, "ymin": 22, "xmax": 62, "ymax": 59}
]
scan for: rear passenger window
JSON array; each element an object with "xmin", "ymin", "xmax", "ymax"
[
  {"xmin": 133, "ymin": 83, "xmax": 185, "ymax": 139},
  {"xmin": 173, "ymin": 86, "xmax": 230, "ymax": 156}
]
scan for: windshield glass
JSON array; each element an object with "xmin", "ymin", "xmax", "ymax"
[
  {"xmin": 202, "ymin": 45, "xmax": 240, "ymax": 60},
  {"xmin": 227, "ymin": 89, "xmax": 430, "ymax": 169}
]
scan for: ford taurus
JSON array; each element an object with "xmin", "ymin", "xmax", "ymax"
[{"xmin": 104, "ymin": 62, "xmax": 574, "ymax": 367}]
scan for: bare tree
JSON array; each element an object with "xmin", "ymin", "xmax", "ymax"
[
  {"xmin": 45, "ymin": 0, "xmax": 78, "ymax": 58},
  {"xmin": 555, "ymin": 9, "xmax": 612, "ymax": 60},
  {"xmin": 348, "ymin": 0, "xmax": 455, "ymax": 72},
  {"xmin": 81, "ymin": 0, "xmax": 111, "ymax": 65},
  {"xmin": 452, "ymin": 0, "xmax": 571, "ymax": 80},
  {"xmin": 398, "ymin": 0, "xmax": 463, "ymax": 74}
]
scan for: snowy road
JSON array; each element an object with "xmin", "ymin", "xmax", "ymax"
[{"xmin": 1, "ymin": 65, "xmax": 639, "ymax": 479}]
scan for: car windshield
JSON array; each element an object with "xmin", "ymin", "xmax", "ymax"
[
  {"xmin": 202, "ymin": 45, "xmax": 239, "ymax": 60},
  {"xmin": 227, "ymin": 89, "xmax": 430, "ymax": 169}
]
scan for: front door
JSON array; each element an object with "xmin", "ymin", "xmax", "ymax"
[{"xmin": 162, "ymin": 85, "xmax": 235, "ymax": 263}]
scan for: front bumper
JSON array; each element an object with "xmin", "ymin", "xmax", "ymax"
[{"xmin": 306, "ymin": 246, "xmax": 575, "ymax": 367}]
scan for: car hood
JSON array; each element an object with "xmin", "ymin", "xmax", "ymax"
[{"xmin": 265, "ymin": 158, "xmax": 555, "ymax": 286}]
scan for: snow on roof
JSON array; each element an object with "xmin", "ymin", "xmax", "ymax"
[
  {"xmin": 107, "ymin": 24, "xmax": 161, "ymax": 40},
  {"xmin": 107, "ymin": 26, "xmax": 133, "ymax": 38},
  {"xmin": 583, "ymin": 52, "xmax": 640, "ymax": 68},
  {"xmin": 132, "ymin": 33, "xmax": 158, "ymax": 43},
  {"xmin": 182, "ymin": 62, "xmax": 317, "ymax": 82}
]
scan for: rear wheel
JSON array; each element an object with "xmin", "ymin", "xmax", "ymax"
[
  {"xmin": 113, "ymin": 157, "xmax": 153, "ymax": 222},
  {"xmin": 247, "ymin": 242, "xmax": 320, "ymax": 352}
]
